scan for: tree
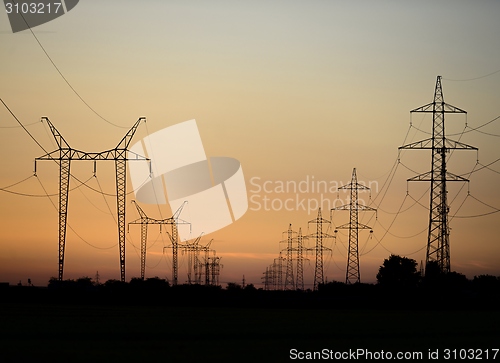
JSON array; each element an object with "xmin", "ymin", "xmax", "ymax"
[
  {"xmin": 376, "ymin": 254, "xmax": 420, "ymax": 289},
  {"xmin": 226, "ymin": 282, "xmax": 242, "ymax": 291},
  {"xmin": 472, "ymin": 274, "xmax": 500, "ymax": 296},
  {"xmin": 243, "ymin": 283, "xmax": 257, "ymax": 292}
]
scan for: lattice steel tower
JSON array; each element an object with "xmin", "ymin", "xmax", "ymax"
[
  {"xmin": 296, "ymin": 227, "xmax": 305, "ymax": 290},
  {"xmin": 332, "ymin": 168, "xmax": 376, "ymax": 284},
  {"xmin": 308, "ymin": 208, "xmax": 333, "ymax": 290},
  {"xmin": 281, "ymin": 224, "xmax": 296, "ymax": 290},
  {"xmin": 36, "ymin": 117, "xmax": 148, "ymax": 282},
  {"xmin": 399, "ymin": 76, "xmax": 477, "ymax": 273},
  {"xmin": 128, "ymin": 200, "xmax": 188, "ymax": 281}
]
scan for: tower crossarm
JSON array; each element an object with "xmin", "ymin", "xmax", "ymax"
[
  {"xmin": 43, "ymin": 117, "xmax": 70, "ymax": 149},
  {"xmin": 400, "ymin": 137, "xmax": 477, "ymax": 151},
  {"xmin": 410, "ymin": 102, "xmax": 467, "ymax": 114},
  {"xmin": 305, "ymin": 245, "xmax": 332, "ymax": 253},
  {"xmin": 333, "ymin": 204, "xmax": 376, "ymax": 212},
  {"xmin": 407, "ymin": 171, "xmax": 470, "ymax": 183},
  {"xmin": 335, "ymin": 222, "xmax": 372, "ymax": 231},
  {"xmin": 399, "ymin": 138, "xmax": 433, "ymax": 150},
  {"xmin": 338, "ymin": 184, "xmax": 370, "ymax": 191},
  {"xmin": 443, "ymin": 138, "xmax": 478, "ymax": 151},
  {"xmin": 37, "ymin": 117, "xmax": 149, "ymax": 163}
]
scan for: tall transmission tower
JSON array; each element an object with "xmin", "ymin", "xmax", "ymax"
[
  {"xmin": 36, "ymin": 117, "xmax": 148, "ymax": 282},
  {"xmin": 308, "ymin": 208, "xmax": 333, "ymax": 290},
  {"xmin": 128, "ymin": 200, "xmax": 189, "ymax": 281},
  {"xmin": 399, "ymin": 76, "xmax": 477, "ymax": 273},
  {"xmin": 332, "ymin": 168, "xmax": 376, "ymax": 284}
]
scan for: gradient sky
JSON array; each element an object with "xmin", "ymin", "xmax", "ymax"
[{"xmin": 1, "ymin": 0, "xmax": 499, "ymax": 287}]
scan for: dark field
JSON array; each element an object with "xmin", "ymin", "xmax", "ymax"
[{"xmin": 1, "ymin": 302, "xmax": 499, "ymax": 362}]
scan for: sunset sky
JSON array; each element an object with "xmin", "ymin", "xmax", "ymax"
[{"xmin": 1, "ymin": 0, "xmax": 499, "ymax": 287}]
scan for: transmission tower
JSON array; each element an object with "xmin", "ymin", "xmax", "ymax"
[
  {"xmin": 205, "ymin": 252, "xmax": 222, "ymax": 286},
  {"xmin": 180, "ymin": 233, "xmax": 203, "ymax": 284},
  {"xmin": 296, "ymin": 227, "xmax": 305, "ymax": 290},
  {"xmin": 262, "ymin": 266, "xmax": 270, "ymax": 290},
  {"xmin": 308, "ymin": 208, "xmax": 333, "ymax": 290},
  {"xmin": 332, "ymin": 168, "xmax": 376, "ymax": 284},
  {"xmin": 280, "ymin": 224, "xmax": 296, "ymax": 290},
  {"xmin": 199, "ymin": 239, "xmax": 214, "ymax": 285},
  {"xmin": 36, "ymin": 117, "xmax": 148, "ymax": 282},
  {"xmin": 273, "ymin": 255, "xmax": 284, "ymax": 290},
  {"xmin": 399, "ymin": 76, "xmax": 477, "ymax": 273},
  {"xmin": 128, "ymin": 200, "xmax": 189, "ymax": 281},
  {"xmin": 192, "ymin": 239, "xmax": 205, "ymax": 285}
]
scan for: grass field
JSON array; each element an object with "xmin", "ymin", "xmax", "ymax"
[{"xmin": 1, "ymin": 303, "xmax": 499, "ymax": 362}]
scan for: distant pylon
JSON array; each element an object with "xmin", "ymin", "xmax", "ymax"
[
  {"xmin": 262, "ymin": 266, "xmax": 270, "ymax": 290},
  {"xmin": 274, "ymin": 255, "xmax": 285, "ymax": 290},
  {"xmin": 399, "ymin": 76, "xmax": 477, "ymax": 273},
  {"xmin": 181, "ymin": 233, "xmax": 203, "ymax": 284},
  {"xmin": 296, "ymin": 227, "xmax": 305, "ymax": 290},
  {"xmin": 200, "ymin": 239, "xmax": 213, "ymax": 285},
  {"xmin": 281, "ymin": 224, "xmax": 296, "ymax": 290},
  {"xmin": 332, "ymin": 168, "xmax": 376, "ymax": 284},
  {"xmin": 308, "ymin": 208, "xmax": 333, "ymax": 290},
  {"xmin": 128, "ymin": 200, "xmax": 189, "ymax": 282}
]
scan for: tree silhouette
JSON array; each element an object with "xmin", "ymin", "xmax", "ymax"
[
  {"xmin": 226, "ymin": 282, "xmax": 242, "ymax": 291},
  {"xmin": 376, "ymin": 254, "xmax": 420, "ymax": 289}
]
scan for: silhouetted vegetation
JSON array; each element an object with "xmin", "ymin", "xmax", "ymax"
[
  {"xmin": 3, "ymin": 258, "xmax": 500, "ymax": 361},
  {"xmin": 4, "ymin": 255, "xmax": 499, "ymax": 310},
  {"xmin": 376, "ymin": 254, "xmax": 420, "ymax": 289}
]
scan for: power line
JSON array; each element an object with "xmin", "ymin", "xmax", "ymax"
[
  {"xmin": 466, "ymin": 125, "xmax": 500, "ymax": 138},
  {"xmin": 449, "ymin": 191, "xmax": 500, "ymax": 219},
  {"xmin": 0, "ymin": 120, "xmax": 39, "ymax": 129},
  {"xmin": 409, "ymin": 113, "xmax": 500, "ymax": 138},
  {"xmin": 1, "ymin": 174, "xmax": 93, "ymax": 197},
  {"xmin": 36, "ymin": 175, "xmax": 117, "ymax": 250},
  {"xmin": 1, "ymin": 99, "xmax": 48, "ymax": 153},
  {"xmin": 0, "ymin": 172, "xmax": 151, "ymax": 198},
  {"xmin": 13, "ymin": 5, "xmax": 126, "ymax": 129},
  {"xmin": 453, "ymin": 210, "xmax": 500, "ymax": 218},
  {"xmin": 443, "ymin": 68, "xmax": 500, "ymax": 82},
  {"xmin": 376, "ymin": 187, "xmax": 429, "ymax": 215},
  {"xmin": 475, "ymin": 161, "xmax": 500, "ymax": 175},
  {"xmin": 469, "ymin": 193, "xmax": 500, "ymax": 213},
  {"xmin": 360, "ymin": 193, "xmax": 408, "ymax": 256},
  {"xmin": 467, "ymin": 114, "xmax": 500, "ymax": 132},
  {"xmin": 0, "ymin": 174, "xmax": 36, "ymax": 192}
]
